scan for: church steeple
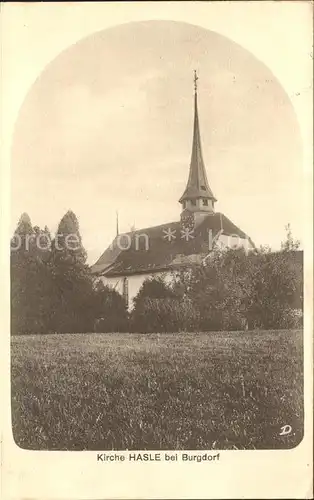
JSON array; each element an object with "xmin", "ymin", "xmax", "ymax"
[{"xmin": 179, "ymin": 71, "xmax": 217, "ymax": 217}]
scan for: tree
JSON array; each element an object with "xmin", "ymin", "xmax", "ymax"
[
  {"xmin": 33, "ymin": 225, "xmax": 52, "ymax": 260},
  {"xmin": 281, "ymin": 224, "xmax": 301, "ymax": 252},
  {"xmin": 182, "ymin": 248, "xmax": 253, "ymax": 331},
  {"xmin": 93, "ymin": 281, "xmax": 129, "ymax": 332},
  {"xmin": 133, "ymin": 275, "xmax": 174, "ymax": 309},
  {"xmin": 48, "ymin": 210, "xmax": 94, "ymax": 333},
  {"xmin": 13, "ymin": 212, "xmax": 32, "ymax": 234},
  {"xmin": 11, "ymin": 214, "xmax": 52, "ymax": 334},
  {"xmin": 248, "ymin": 249, "xmax": 303, "ymax": 329}
]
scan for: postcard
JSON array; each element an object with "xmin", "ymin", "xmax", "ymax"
[{"xmin": 1, "ymin": 1, "xmax": 313, "ymax": 499}]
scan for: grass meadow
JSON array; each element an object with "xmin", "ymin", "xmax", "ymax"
[{"xmin": 11, "ymin": 329, "xmax": 303, "ymax": 450}]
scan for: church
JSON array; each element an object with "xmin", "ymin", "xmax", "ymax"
[{"xmin": 91, "ymin": 72, "xmax": 254, "ymax": 309}]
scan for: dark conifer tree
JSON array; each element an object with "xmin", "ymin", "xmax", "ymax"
[
  {"xmin": 11, "ymin": 214, "xmax": 52, "ymax": 334},
  {"xmin": 48, "ymin": 210, "xmax": 94, "ymax": 333}
]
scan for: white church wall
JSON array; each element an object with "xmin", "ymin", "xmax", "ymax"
[
  {"xmin": 128, "ymin": 273, "xmax": 150, "ymax": 309},
  {"xmin": 98, "ymin": 271, "xmax": 172, "ymax": 310},
  {"xmin": 216, "ymin": 234, "xmax": 253, "ymax": 252}
]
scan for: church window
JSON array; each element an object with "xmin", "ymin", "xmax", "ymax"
[
  {"xmin": 191, "ymin": 200, "xmax": 196, "ymax": 206},
  {"xmin": 183, "ymin": 201, "xmax": 186, "ymax": 209},
  {"xmin": 203, "ymin": 199, "xmax": 208, "ymax": 206},
  {"xmin": 201, "ymin": 185, "xmax": 206, "ymax": 190}
]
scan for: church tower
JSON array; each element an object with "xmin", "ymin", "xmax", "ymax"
[{"xmin": 179, "ymin": 71, "xmax": 217, "ymax": 226}]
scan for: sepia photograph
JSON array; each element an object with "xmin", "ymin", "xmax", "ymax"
[
  {"xmin": 10, "ymin": 16, "xmax": 304, "ymax": 451},
  {"xmin": 2, "ymin": 2, "xmax": 313, "ymax": 499},
  {"xmin": 9, "ymin": 16, "xmax": 307, "ymax": 454}
]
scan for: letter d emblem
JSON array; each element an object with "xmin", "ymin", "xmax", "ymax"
[{"xmin": 279, "ymin": 424, "xmax": 292, "ymax": 436}]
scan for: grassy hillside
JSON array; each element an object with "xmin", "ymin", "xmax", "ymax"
[{"xmin": 11, "ymin": 330, "xmax": 303, "ymax": 450}]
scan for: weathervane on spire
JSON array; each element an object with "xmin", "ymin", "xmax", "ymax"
[{"xmin": 194, "ymin": 69, "xmax": 199, "ymax": 94}]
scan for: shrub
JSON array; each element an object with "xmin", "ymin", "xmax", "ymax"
[
  {"xmin": 131, "ymin": 296, "xmax": 199, "ymax": 333},
  {"xmin": 93, "ymin": 281, "xmax": 129, "ymax": 333},
  {"xmin": 280, "ymin": 308, "xmax": 303, "ymax": 329},
  {"xmin": 131, "ymin": 276, "xmax": 200, "ymax": 333}
]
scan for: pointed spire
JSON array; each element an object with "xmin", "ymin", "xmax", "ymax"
[
  {"xmin": 179, "ymin": 71, "xmax": 217, "ymax": 206},
  {"xmin": 194, "ymin": 69, "xmax": 198, "ymax": 94}
]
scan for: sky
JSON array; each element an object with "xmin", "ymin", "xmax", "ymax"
[{"xmin": 11, "ymin": 20, "xmax": 304, "ymax": 264}]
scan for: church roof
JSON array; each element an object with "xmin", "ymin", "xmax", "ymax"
[
  {"xmin": 91, "ymin": 212, "xmax": 252, "ymax": 277},
  {"xmin": 179, "ymin": 76, "xmax": 216, "ymax": 203}
]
